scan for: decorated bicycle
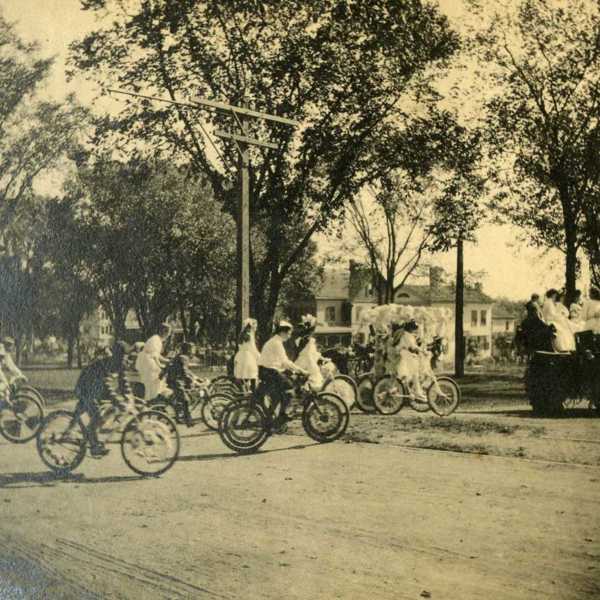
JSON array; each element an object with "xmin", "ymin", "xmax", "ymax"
[{"xmin": 355, "ymin": 304, "xmax": 460, "ymax": 417}]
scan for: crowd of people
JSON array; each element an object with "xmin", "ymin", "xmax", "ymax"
[{"xmin": 522, "ymin": 287, "xmax": 600, "ymax": 352}]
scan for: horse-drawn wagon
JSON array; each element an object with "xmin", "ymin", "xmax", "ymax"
[{"xmin": 525, "ymin": 331, "xmax": 600, "ymax": 416}]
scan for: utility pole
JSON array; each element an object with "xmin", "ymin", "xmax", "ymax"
[
  {"xmin": 237, "ymin": 111, "xmax": 251, "ymax": 326},
  {"xmin": 106, "ymin": 88, "xmax": 300, "ymax": 332},
  {"xmin": 455, "ymin": 235, "xmax": 465, "ymax": 378}
]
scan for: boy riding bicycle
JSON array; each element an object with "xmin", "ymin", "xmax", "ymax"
[
  {"xmin": 73, "ymin": 341, "xmax": 134, "ymax": 457},
  {"xmin": 258, "ymin": 321, "xmax": 308, "ymax": 425}
]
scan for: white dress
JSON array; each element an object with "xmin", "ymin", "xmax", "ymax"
[
  {"xmin": 542, "ymin": 300, "xmax": 576, "ymax": 351},
  {"xmin": 582, "ymin": 299, "xmax": 600, "ymax": 333},
  {"xmin": 234, "ymin": 334, "xmax": 260, "ymax": 380},
  {"xmin": 569, "ymin": 302, "xmax": 586, "ymax": 333},
  {"xmin": 295, "ymin": 337, "xmax": 324, "ymax": 390},
  {"xmin": 135, "ymin": 335, "xmax": 167, "ymax": 400}
]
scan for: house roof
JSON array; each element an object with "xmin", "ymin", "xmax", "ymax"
[
  {"xmin": 352, "ymin": 283, "xmax": 494, "ymax": 305},
  {"xmin": 316, "ymin": 270, "xmax": 350, "ymax": 300},
  {"xmin": 430, "ymin": 286, "xmax": 494, "ymax": 305}
]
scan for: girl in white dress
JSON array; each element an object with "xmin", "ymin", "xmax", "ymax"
[
  {"xmin": 294, "ymin": 315, "xmax": 324, "ymax": 391},
  {"xmin": 395, "ymin": 320, "xmax": 426, "ymax": 400},
  {"xmin": 582, "ymin": 287, "xmax": 600, "ymax": 333},
  {"xmin": 135, "ymin": 335, "xmax": 167, "ymax": 400},
  {"xmin": 233, "ymin": 318, "xmax": 260, "ymax": 387},
  {"xmin": 542, "ymin": 289, "xmax": 576, "ymax": 351}
]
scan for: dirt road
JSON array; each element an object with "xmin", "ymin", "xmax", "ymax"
[{"xmin": 1, "ymin": 413, "xmax": 600, "ymax": 600}]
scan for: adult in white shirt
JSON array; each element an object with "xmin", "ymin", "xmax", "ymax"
[
  {"xmin": 135, "ymin": 323, "xmax": 172, "ymax": 400},
  {"xmin": 542, "ymin": 289, "xmax": 575, "ymax": 351},
  {"xmin": 582, "ymin": 287, "xmax": 600, "ymax": 333},
  {"xmin": 258, "ymin": 321, "xmax": 307, "ymax": 419}
]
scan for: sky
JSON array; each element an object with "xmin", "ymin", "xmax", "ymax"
[{"xmin": 0, "ymin": 0, "xmax": 588, "ymax": 301}]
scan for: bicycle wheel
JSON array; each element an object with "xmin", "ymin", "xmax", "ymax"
[
  {"xmin": 0, "ymin": 394, "xmax": 44, "ymax": 443},
  {"xmin": 201, "ymin": 393, "xmax": 234, "ymax": 431},
  {"xmin": 15, "ymin": 385, "xmax": 47, "ymax": 408},
  {"xmin": 97, "ymin": 403, "xmax": 130, "ymax": 443},
  {"xmin": 373, "ymin": 376, "xmax": 406, "ymax": 415},
  {"xmin": 427, "ymin": 376, "xmax": 461, "ymax": 417},
  {"xmin": 356, "ymin": 374, "xmax": 377, "ymax": 413},
  {"xmin": 303, "ymin": 392, "xmax": 348, "ymax": 443},
  {"xmin": 36, "ymin": 410, "xmax": 87, "ymax": 476},
  {"xmin": 120, "ymin": 410, "xmax": 180, "ymax": 477},
  {"xmin": 322, "ymin": 375, "xmax": 357, "ymax": 409},
  {"xmin": 188, "ymin": 389, "xmax": 207, "ymax": 425},
  {"xmin": 218, "ymin": 401, "xmax": 270, "ymax": 454},
  {"xmin": 209, "ymin": 376, "xmax": 243, "ymax": 398}
]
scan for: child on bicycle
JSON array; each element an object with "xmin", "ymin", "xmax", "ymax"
[
  {"xmin": 258, "ymin": 321, "xmax": 308, "ymax": 423},
  {"xmin": 73, "ymin": 341, "xmax": 133, "ymax": 457},
  {"xmin": 162, "ymin": 342, "xmax": 197, "ymax": 426},
  {"xmin": 1, "ymin": 338, "xmax": 27, "ymax": 386},
  {"xmin": 394, "ymin": 320, "xmax": 426, "ymax": 401}
]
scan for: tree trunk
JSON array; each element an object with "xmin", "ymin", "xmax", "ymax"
[
  {"xmin": 67, "ymin": 337, "xmax": 75, "ymax": 368},
  {"xmin": 455, "ymin": 237, "xmax": 465, "ymax": 378},
  {"xmin": 564, "ymin": 226, "xmax": 578, "ymax": 305},
  {"xmin": 76, "ymin": 336, "xmax": 83, "ymax": 369}
]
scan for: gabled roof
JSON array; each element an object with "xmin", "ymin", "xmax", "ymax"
[
  {"xmin": 316, "ymin": 270, "xmax": 350, "ymax": 300},
  {"xmin": 352, "ymin": 283, "xmax": 494, "ymax": 305},
  {"xmin": 430, "ymin": 286, "xmax": 495, "ymax": 305}
]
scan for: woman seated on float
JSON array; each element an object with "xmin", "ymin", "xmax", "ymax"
[
  {"xmin": 582, "ymin": 287, "xmax": 600, "ymax": 334},
  {"xmin": 542, "ymin": 289, "xmax": 576, "ymax": 352}
]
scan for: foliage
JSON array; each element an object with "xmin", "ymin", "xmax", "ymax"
[
  {"xmin": 63, "ymin": 156, "xmax": 237, "ymax": 342},
  {"xmin": 69, "ymin": 0, "xmax": 459, "ymax": 340},
  {"xmin": 468, "ymin": 0, "xmax": 600, "ymax": 301}
]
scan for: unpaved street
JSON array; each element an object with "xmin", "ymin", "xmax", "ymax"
[{"xmin": 1, "ymin": 412, "xmax": 600, "ymax": 600}]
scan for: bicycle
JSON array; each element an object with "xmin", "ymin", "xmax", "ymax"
[
  {"xmin": 218, "ymin": 372, "xmax": 349, "ymax": 454},
  {"xmin": 372, "ymin": 371, "xmax": 460, "ymax": 417},
  {"xmin": 0, "ymin": 385, "xmax": 44, "ymax": 443},
  {"xmin": 148, "ymin": 376, "xmax": 211, "ymax": 428},
  {"xmin": 204, "ymin": 365, "xmax": 357, "ymax": 430},
  {"xmin": 36, "ymin": 396, "xmax": 180, "ymax": 477}
]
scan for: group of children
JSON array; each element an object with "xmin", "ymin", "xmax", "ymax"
[
  {"xmin": 372, "ymin": 318, "xmax": 440, "ymax": 401},
  {"xmin": 74, "ymin": 325, "xmax": 198, "ymax": 457}
]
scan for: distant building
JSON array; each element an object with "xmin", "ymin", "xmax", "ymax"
[
  {"xmin": 492, "ymin": 313, "xmax": 517, "ymax": 335},
  {"xmin": 296, "ymin": 262, "xmax": 495, "ymax": 357},
  {"xmin": 80, "ymin": 306, "xmax": 114, "ymax": 348}
]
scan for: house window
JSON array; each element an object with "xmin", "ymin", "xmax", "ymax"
[
  {"xmin": 471, "ymin": 310, "xmax": 478, "ymax": 327},
  {"xmin": 480, "ymin": 310, "xmax": 487, "ymax": 326},
  {"xmin": 325, "ymin": 306, "xmax": 336, "ymax": 323},
  {"xmin": 505, "ymin": 321, "xmax": 510, "ymax": 332}
]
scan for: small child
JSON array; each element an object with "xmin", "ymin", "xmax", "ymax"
[
  {"xmin": 162, "ymin": 342, "xmax": 196, "ymax": 426},
  {"xmin": 233, "ymin": 319, "xmax": 260, "ymax": 391}
]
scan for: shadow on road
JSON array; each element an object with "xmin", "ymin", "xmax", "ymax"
[
  {"xmin": 464, "ymin": 408, "xmax": 597, "ymax": 420},
  {"xmin": 179, "ymin": 440, "xmax": 320, "ymax": 463},
  {"xmin": 0, "ymin": 471, "xmax": 144, "ymax": 489}
]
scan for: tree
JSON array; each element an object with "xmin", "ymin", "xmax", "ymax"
[
  {"xmin": 343, "ymin": 174, "xmax": 438, "ymax": 304},
  {"xmin": 63, "ymin": 156, "xmax": 237, "ymax": 342},
  {"xmin": 469, "ymin": 0, "xmax": 600, "ymax": 302},
  {"xmin": 34, "ymin": 198, "xmax": 98, "ymax": 366},
  {"xmin": 70, "ymin": 0, "xmax": 459, "ymax": 340}
]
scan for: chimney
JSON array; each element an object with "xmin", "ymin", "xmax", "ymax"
[{"xmin": 429, "ymin": 266, "xmax": 443, "ymax": 292}]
